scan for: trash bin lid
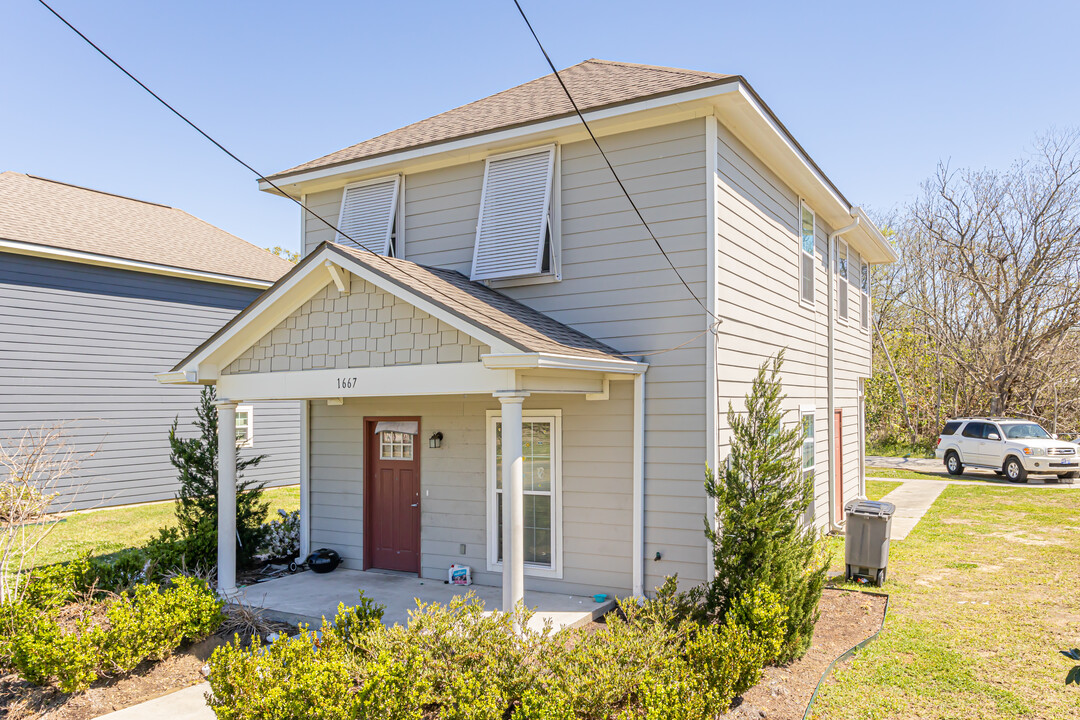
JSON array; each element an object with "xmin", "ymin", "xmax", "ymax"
[{"xmin": 844, "ymin": 499, "xmax": 895, "ymax": 517}]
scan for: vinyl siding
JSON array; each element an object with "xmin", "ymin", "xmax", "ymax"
[
  {"xmin": 0, "ymin": 252, "xmax": 300, "ymax": 509},
  {"xmin": 308, "ymin": 385, "xmax": 633, "ymax": 597},
  {"xmin": 713, "ymin": 123, "xmax": 870, "ymax": 525},
  {"xmin": 301, "ymin": 118, "xmax": 711, "ymax": 592}
]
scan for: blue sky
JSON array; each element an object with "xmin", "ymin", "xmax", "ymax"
[{"xmin": 4, "ymin": 0, "xmax": 1079, "ymax": 253}]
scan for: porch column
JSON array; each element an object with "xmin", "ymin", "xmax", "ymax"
[
  {"xmin": 498, "ymin": 393, "xmax": 528, "ymax": 614},
  {"xmin": 216, "ymin": 401, "xmax": 238, "ymax": 597}
]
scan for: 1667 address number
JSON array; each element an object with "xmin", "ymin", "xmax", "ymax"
[{"xmin": 337, "ymin": 377, "xmax": 358, "ymax": 390}]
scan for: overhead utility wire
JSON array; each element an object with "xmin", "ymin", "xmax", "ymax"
[
  {"xmin": 510, "ymin": 0, "xmax": 721, "ymax": 327},
  {"xmin": 39, "ymin": 0, "xmax": 714, "ymax": 357},
  {"xmin": 35, "ymin": 0, "xmax": 360, "ymax": 248}
]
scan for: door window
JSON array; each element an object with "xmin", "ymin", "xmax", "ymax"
[
  {"xmin": 961, "ymin": 422, "xmax": 985, "ymax": 439},
  {"xmin": 379, "ymin": 431, "xmax": 414, "ymax": 460}
]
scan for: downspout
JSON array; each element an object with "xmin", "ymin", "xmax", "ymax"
[
  {"xmin": 828, "ymin": 216, "xmax": 860, "ymax": 533},
  {"xmin": 632, "ymin": 370, "xmax": 646, "ymax": 597}
]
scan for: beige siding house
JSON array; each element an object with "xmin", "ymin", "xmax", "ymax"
[{"xmin": 160, "ymin": 60, "xmax": 895, "ymax": 605}]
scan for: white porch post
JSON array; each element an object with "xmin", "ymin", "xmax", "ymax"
[
  {"xmin": 498, "ymin": 393, "xmax": 527, "ymax": 614},
  {"xmin": 216, "ymin": 401, "xmax": 238, "ymax": 597}
]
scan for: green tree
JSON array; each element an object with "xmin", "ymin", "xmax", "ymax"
[
  {"xmin": 168, "ymin": 386, "xmax": 268, "ymax": 569},
  {"xmin": 703, "ymin": 351, "xmax": 827, "ymax": 663}
]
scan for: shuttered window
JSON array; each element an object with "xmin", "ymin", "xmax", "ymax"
[
  {"xmin": 860, "ymin": 261, "xmax": 871, "ymax": 332},
  {"xmin": 335, "ymin": 175, "xmax": 401, "ymax": 255},
  {"xmin": 837, "ymin": 239, "xmax": 849, "ymax": 321},
  {"xmin": 800, "ymin": 201, "xmax": 816, "ymax": 305},
  {"xmin": 471, "ymin": 147, "xmax": 556, "ymax": 281}
]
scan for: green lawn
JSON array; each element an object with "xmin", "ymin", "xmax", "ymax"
[
  {"xmin": 865, "ymin": 479, "xmax": 902, "ymax": 500},
  {"xmin": 28, "ymin": 485, "xmax": 300, "ymax": 568},
  {"xmin": 813, "ymin": 484, "xmax": 1080, "ymax": 719},
  {"xmin": 865, "ymin": 440, "xmax": 935, "ymax": 459}
]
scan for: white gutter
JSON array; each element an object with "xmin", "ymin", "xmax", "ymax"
[
  {"xmin": 632, "ymin": 370, "xmax": 646, "ymax": 597},
  {"xmin": 0, "ymin": 238, "xmax": 275, "ymax": 289},
  {"xmin": 827, "ymin": 216, "xmax": 860, "ymax": 533}
]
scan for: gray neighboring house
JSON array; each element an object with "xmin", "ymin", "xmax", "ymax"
[
  {"xmin": 0, "ymin": 172, "xmax": 300, "ymax": 509},
  {"xmin": 162, "ymin": 60, "xmax": 898, "ymax": 605}
]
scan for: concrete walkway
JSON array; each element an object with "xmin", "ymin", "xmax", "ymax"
[
  {"xmin": 97, "ymin": 683, "xmax": 211, "ymax": 719},
  {"xmin": 876, "ymin": 479, "xmax": 947, "ymax": 540}
]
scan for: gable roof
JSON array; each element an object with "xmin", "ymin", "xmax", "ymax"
[
  {"xmin": 327, "ymin": 243, "xmax": 626, "ymax": 361},
  {"xmin": 0, "ymin": 172, "xmax": 295, "ymax": 284},
  {"xmin": 268, "ymin": 59, "xmax": 734, "ymax": 181},
  {"xmin": 170, "ymin": 241, "xmax": 630, "ymax": 375}
]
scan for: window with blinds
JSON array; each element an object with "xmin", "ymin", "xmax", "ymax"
[
  {"xmin": 800, "ymin": 201, "xmax": 816, "ymax": 305},
  {"xmin": 335, "ymin": 175, "xmax": 401, "ymax": 256},
  {"xmin": 471, "ymin": 146, "xmax": 556, "ymax": 282},
  {"xmin": 838, "ymin": 239, "xmax": 849, "ymax": 321}
]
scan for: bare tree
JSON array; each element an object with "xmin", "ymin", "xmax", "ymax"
[
  {"xmin": 0, "ymin": 424, "xmax": 88, "ymax": 603},
  {"xmin": 908, "ymin": 130, "xmax": 1080, "ymax": 418}
]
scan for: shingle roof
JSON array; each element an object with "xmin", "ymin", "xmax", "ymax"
[
  {"xmin": 0, "ymin": 172, "xmax": 295, "ymax": 283},
  {"xmin": 270, "ymin": 59, "xmax": 734, "ymax": 181},
  {"xmin": 327, "ymin": 243, "xmax": 627, "ymax": 361}
]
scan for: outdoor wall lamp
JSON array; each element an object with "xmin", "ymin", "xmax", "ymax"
[{"xmin": 429, "ymin": 431, "xmax": 443, "ymax": 449}]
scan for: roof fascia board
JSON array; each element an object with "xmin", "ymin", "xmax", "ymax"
[
  {"xmin": 0, "ymin": 237, "xmax": 273, "ymax": 289},
  {"xmin": 851, "ymin": 206, "xmax": 899, "ymax": 264},
  {"xmin": 482, "ymin": 352, "xmax": 647, "ymax": 375},
  {"xmin": 259, "ymin": 82, "xmax": 741, "ymax": 195}
]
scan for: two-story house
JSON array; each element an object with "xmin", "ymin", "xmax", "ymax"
[{"xmin": 159, "ymin": 59, "xmax": 896, "ymax": 607}]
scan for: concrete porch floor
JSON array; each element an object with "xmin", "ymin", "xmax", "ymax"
[{"xmin": 237, "ymin": 569, "xmax": 616, "ymax": 633}]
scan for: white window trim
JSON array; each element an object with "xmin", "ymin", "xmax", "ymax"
[
  {"xmin": 799, "ymin": 404, "xmax": 816, "ymax": 480},
  {"xmin": 471, "ymin": 144, "xmax": 559, "ymax": 283},
  {"xmin": 335, "ymin": 174, "xmax": 402, "ymax": 256},
  {"xmin": 860, "ymin": 261, "xmax": 871, "ymax": 334},
  {"xmin": 236, "ymin": 404, "xmax": 254, "ymax": 448},
  {"xmin": 799, "ymin": 199, "xmax": 816, "ymax": 309},
  {"xmin": 837, "ymin": 239, "xmax": 849, "ymax": 324},
  {"xmin": 485, "ymin": 408, "xmax": 563, "ymax": 579}
]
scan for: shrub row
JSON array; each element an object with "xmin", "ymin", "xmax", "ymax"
[
  {"xmin": 0, "ymin": 575, "xmax": 223, "ymax": 693},
  {"xmin": 207, "ymin": 578, "xmax": 786, "ymax": 720}
]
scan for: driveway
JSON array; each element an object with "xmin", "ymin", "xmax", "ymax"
[{"xmin": 866, "ymin": 455, "xmax": 1077, "ymax": 487}]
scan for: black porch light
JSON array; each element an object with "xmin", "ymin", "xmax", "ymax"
[{"xmin": 429, "ymin": 431, "xmax": 443, "ymax": 449}]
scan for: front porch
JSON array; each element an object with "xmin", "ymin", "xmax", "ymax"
[{"xmin": 238, "ymin": 568, "xmax": 616, "ymax": 633}]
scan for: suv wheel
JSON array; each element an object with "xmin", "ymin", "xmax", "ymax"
[
  {"xmin": 945, "ymin": 451, "xmax": 964, "ymax": 476},
  {"xmin": 1004, "ymin": 457, "xmax": 1028, "ymax": 483}
]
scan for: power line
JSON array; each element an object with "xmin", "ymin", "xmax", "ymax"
[
  {"xmin": 510, "ymin": 0, "xmax": 721, "ymax": 327},
  {"xmin": 34, "ymin": 0, "xmax": 362, "ymax": 250}
]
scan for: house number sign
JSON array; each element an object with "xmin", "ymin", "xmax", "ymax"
[{"xmin": 337, "ymin": 377, "xmax": 358, "ymax": 390}]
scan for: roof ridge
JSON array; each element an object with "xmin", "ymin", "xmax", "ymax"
[
  {"xmin": 18, "ymin": 173, "xmax": 173, "ymax": 209},
  {"xmin": 582, "ymin": 58, "xmax": 727, "ymax": 80}
]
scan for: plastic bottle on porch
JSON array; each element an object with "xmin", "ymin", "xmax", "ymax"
[{"xmin": 448, "ymin": 564, "xmax": 472, "ymax": 586}]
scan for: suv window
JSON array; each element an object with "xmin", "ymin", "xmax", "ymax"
[
  {"xmin": 942, "ymin": 421, "xmax": 962, "ymax": 436},
  {"xmin": 962, "ymin": 422, "xmax": 985, "ymax": 439},
  {"xmin": 982, "ymin": 424, "xmax": 1002, "ymax": 439}
]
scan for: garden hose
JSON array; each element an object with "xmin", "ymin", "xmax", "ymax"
[{"xmin": 801, "ymin": 588, "xmax": 891, "ymax": 720}]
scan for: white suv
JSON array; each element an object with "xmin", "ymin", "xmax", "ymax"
[{"xmin": 935, "ymin": 418, "xmax": 1080, "ymax": 482}]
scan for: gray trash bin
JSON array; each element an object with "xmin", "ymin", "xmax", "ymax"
[{"xmin": 844, "ymin": 499, "xmax": 895, "ymax": 586}]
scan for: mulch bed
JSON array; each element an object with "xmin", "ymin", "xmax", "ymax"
[
  {"xmin": 0, "ymin": 637, "xmax": 222, "ymax": 720},
  {"xmin": 722, "ymin": 587, "xmax": 887, "ymax": 719}
]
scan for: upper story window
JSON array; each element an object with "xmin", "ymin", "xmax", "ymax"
[
  {"xmin": 799, "ymin": 201, "xmax": 815, "ymax": 306},
  {"xmin": 860, "ymin": 261, "xmax": 871, "ymax": 332},
  {"xmin": 800, "ymin": 407, "xmax": 816, "ymax": 482},
  {"xmin": 837, "ymin": 239, "xmax": 849, "ymax": 322},
  {"xmin": 336, "ymin": 175, "xmax": 401, "ymax": 256},
  {"xmin": 471, "ymin": 146, "xmax": 557, "ymax": 282}
]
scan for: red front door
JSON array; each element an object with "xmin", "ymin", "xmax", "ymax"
[
  {"xmin": 834, "ymin": 409, "xmax": 843, "ymax": 519},
  {"xmin": 364, "ymin": 418, "xmax": 421, "ymax": 573}
]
